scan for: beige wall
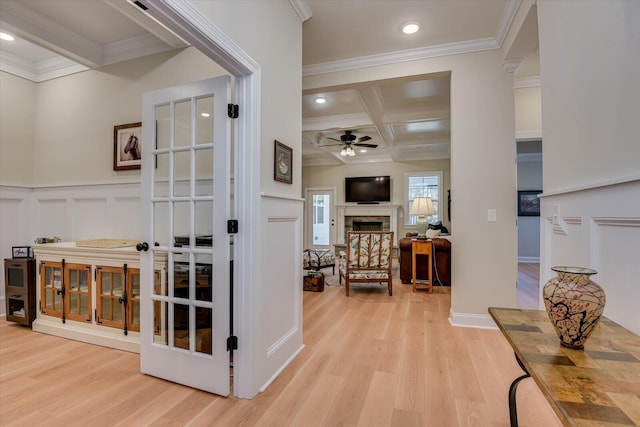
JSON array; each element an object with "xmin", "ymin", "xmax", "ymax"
[
  {"xmin": 515, "ymin": 86, "xmax": 542, "ymax": 133},
  {"xmin": 187, "ymin": 1, "xmax": 303, "ymax": 199},
  {"xmin": 302, "ymin": 159, "xmax": 451, "ymax": 238},
  {"xmin": 30, "ymin": 48, "xmax": 227, "ymax": 187},
  {"xmin": 538, "ymin": 1, "xmax": 640, "ymax": 191},
  {"xmin": 305, "ymin": 49, "xmax": 517, "ymax": 322},
  {"xmin": 0, "ymin": 72, "xmax": 36, "ymax": 186}
]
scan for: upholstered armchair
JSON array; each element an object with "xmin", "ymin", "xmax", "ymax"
[
  {"xmin": 339, "ymin": 231, "xmax": 394, "ymax": 296},
  {"xmin": 303, "ymin": 249, "xmax": 336, "ymax": 274}
]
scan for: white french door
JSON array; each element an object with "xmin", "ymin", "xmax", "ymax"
[
  {"xmin": 305, "ymin": 188, "xmax": 336, "ymax": 250},
  {"xmin": 139, "ymin": 76, "xmax": 232, "ymax": 395}
]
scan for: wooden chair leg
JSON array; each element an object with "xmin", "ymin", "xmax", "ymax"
[{"xmin": 346, "ymin": 277, "xmax": 350, "ymax": 296}]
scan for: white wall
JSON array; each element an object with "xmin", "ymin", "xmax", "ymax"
[
  {"xmin": 537, "ymin": 1, "xmax": 640, "ymax": 334},
  {"xmin": 302, "ymin": 159, "xmax": 451, "ymax": 240},
  {"xmin": 305, "ymin": 49, "xmax": 517, "ymax": 327}
]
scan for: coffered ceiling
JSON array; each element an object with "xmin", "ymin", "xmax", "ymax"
[{"xmin": 0, "ymin": 0, "xmax": 539, "ymax": 166}]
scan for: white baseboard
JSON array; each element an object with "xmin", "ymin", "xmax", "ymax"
[
  {"xmin": 259, "ymin": 344, "xmax": 305, "ymax": 393},
  {"xmin": 32, "ymin": 316, "xmax": 139, "ymax": 353},
  {"xmin": 449, "ymin": 308, "xmax": 498, "ymax": 330},
  {"xmin": 518, "ymin": 256, "xmax": 540, "ymax": 263}
]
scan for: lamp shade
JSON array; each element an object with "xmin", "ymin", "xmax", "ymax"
[
  {"xmin": 410, "ymin": 197, "xmax": 435, "ymax": 239},
  {"xmin": 410, "ymin": 197, "xmax": 435, "ymax": 216}
]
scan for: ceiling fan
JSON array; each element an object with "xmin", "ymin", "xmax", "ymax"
[{"xmin": 320, "ymin": 130, "xmax": 378, "ymax": 156}]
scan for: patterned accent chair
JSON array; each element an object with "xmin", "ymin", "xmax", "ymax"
[
  {"xmin": 303, "ymin": 249, "xmax": 336, "ymax": 274},
  {"xmin": 339, "ymin": 231, "xmax": 394, "ymax": 296}
]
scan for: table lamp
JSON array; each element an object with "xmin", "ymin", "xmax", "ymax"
[{"xmin": 410, "ymin": 197, "xmax": 435, "ymax": 239}]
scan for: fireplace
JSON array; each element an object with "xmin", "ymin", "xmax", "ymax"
[
  {"xmin": 335, "ymin": 204, "xmax": 401, "ymax": 256},
  {"xmin": 344, "ymin": 214, "xmax": 393, "ymax": 239},
  {"xmin": 353, "ymin": 221, "xmax": 383, "ymax": 231}
]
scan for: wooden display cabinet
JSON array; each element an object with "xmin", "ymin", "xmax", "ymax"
[
  {"xmin": 95, "ymin": 265, "xmax": 141, "ymax": 333},
  {"xmin": 40, "ymin": 261, "xmax": 91, "ymax": 322},
  {"xmin": 4, "ymin": 258, "xmax": 36, "ymax": 326}
]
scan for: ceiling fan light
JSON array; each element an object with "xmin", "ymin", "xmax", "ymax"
[
  {"xmin": 402, "ymin": 22, "xmax": 419, "ymax": 35},
  {"xmin": 340, "ymin": 147, "xmax": 347, "ymax": 156},
  {"xmin": 348, "ymin": 147, "xmax": 356, "ymax": 156}
]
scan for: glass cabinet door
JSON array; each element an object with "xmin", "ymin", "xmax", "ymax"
[
  {"xmin": 128, "ymin": 268, "xmax": 141, "ymax": 332},
  {"xmin": 65, "ymin": 264, "xmax": 91, "ymax": 322},
  {"xmin": 96, "ymin": 266, "xmax": 125, "ymax": 329},
  {"xmin": 40, "ymin": 261, "xmax": 63, "ymax": 318}
]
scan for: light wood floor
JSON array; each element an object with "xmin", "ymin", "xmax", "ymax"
[
  {"xmin": 517, "ymin": 262, "xmax": 540, "ymax": 309},
  {"xmin": 0, "ymin": 264, "xmax": 559, "ymax": 426}
]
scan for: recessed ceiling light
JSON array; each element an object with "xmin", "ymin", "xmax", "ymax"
[
  {"xmin": 360, "ymin": 149, "xmax": 367, "ymax": 153},
  {"xmin": 402, "ymin": 22, "xmax": 420, "ymax": 35},
  {"xmin": 315, "ymin": 97, "xmax": 326, "ymax": 104},
  {"xmin": 0, "ymin": 32, "xmax": 16, "ymax": 41},
  {"xmin": 200, "ymin": 112, "xmax": 210, "ymax": 117}
]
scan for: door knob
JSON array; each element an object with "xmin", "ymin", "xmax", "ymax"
[{"xmin": 136, "ymin": 242, "xmax": 149, "ymax": 252}]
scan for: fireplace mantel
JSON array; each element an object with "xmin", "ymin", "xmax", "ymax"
[{"xmin": 336, "ymin": 204, "xmax": 400, "ymax": 244}]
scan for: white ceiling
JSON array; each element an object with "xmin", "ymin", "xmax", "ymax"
[{"xmin": 0, "ymin": 0, "xmax": 539, "ymax": 166}]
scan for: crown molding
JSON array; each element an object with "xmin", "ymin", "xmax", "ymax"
[
  {"xmin": 494, "ymin": 0, "xmax": 521, "ymax": 47},
  {"xmin": 503, "ymin": 58, "xmax": 522, "ymax": 73},
  {"xmin": 289, "ymin": 0, "xmax": 312, "ymax": 22},
  {"xmin": 0, "ymin": 51, "xmax": 88, "ymax": 82},
  {"xmin": 515, "ymin": 75, "xmax": 541, "ymax": 88},
  {"xmin": 516, "ymin": 130, "xmax": 542, "ymax": 141},
  {"xmin": 303, "ymin": 37, "xmax": 499, "ymax": 76}
]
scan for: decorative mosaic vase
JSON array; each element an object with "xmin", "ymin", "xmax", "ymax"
[{"xmin": 542, "ymin": 266, "xmax": 606, "ymax": 349}]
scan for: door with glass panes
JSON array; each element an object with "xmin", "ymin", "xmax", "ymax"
[{"xmin": 139, "ymin": 76, "xmax": 231, "ymax": 395}]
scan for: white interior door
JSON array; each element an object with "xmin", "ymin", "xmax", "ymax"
[
  {"xmin": 139, "ymin": 76, "xmax": 231, "ymax": 395},
  {"xmin": 306, "ymin": 189, "xmax": 336, "ymax": 250}
]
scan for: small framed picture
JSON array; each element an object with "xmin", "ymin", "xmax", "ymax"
[
  {"xmin": 274, "ymin": 140, "xmax": 293, "ymax": 184},
  {"xmin": 114, "ymin": 122, "xmax": 142, "ymax": 171},
  {"xmin": 12, "ymin": 246, "xmax": 32, "ymax": 259},
  {"xmin": 517, "ymin": 190, "xmax": 542, "ymax": 216}
]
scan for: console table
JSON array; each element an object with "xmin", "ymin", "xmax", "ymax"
[{"xmin": 489, "ymin": 307, "xmax": 640, "ymax": 426}]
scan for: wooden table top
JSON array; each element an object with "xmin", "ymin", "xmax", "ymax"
[{"xmin": 489, "ymin": 307, "xmax": 640, "ymax": 426}]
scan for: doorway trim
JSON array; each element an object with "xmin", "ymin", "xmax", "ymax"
[{"xmin": 139, "ymin": 0, "xmax": 260, "ymax": 398}]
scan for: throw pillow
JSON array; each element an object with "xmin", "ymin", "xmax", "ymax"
[{"xmin": 426, "ymin": 229, "xmax": 441, "ymax": 239}]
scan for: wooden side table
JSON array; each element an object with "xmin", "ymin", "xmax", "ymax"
[{"xmin": 411, "ymin": 239, "xmax": 432, "ymax": 293}]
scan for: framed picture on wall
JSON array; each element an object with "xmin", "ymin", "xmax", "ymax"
[
  {"xmin": 114, "ymin": 122, "xmax": 142, "ymax": 171},
  {"xmin": 274, "ymin": 140, "xmax": 293, "ymax": 184},
  {"xmin": 517, "ymin": 190, "xmax": 542, "ymax": 216}
]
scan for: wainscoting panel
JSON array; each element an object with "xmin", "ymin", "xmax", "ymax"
[
  {"xmin": 0, "ymin": 187, "xmax": 32, "ymax": 316},
  {"xmin": 72, "ymin": 198, "xmax": 109, "ymax": 240},
  {"xmin": 257, "ymin": 194, "xmax": 304, "ymax": 393},
  {"xmin": 540, "ymin": 179, "xmax": 640, "ymax": 334},
  {"xmin": 592, "ymin": 218, "xmax": 640, "ymax": 334},
  {"xmin": 34, "ymin": 198, "xmax": 67, "ymax": 241}
]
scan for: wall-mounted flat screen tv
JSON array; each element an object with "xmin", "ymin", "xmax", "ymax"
[{"xmin": 345, "ymin": 176, "xmax": 391, "ymax": 203}]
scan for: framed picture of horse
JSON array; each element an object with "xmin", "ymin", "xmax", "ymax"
[{"xmin": 114, "ymin": 122, "xmax": 142, "ymax": 171}]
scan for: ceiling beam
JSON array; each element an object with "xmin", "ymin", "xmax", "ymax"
[{"xmin": 0, "ymin": 0, "xmax": 102, "ymax": 68}]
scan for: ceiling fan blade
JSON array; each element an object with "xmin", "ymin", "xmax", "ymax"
[
  {"xmin": 353, "ymin": 143, "xmax": 378, "ymax": 148},
  {"xmin": 318, "ymin": 143, "xmax": 345, "ymax": 148},
  {"xmin": 357, "ymin": 135, "xmax": 372, "ymax": 142},
  {"xmin": 325, "ymin": 137, "xmax": 342, "ymax": 142}
]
